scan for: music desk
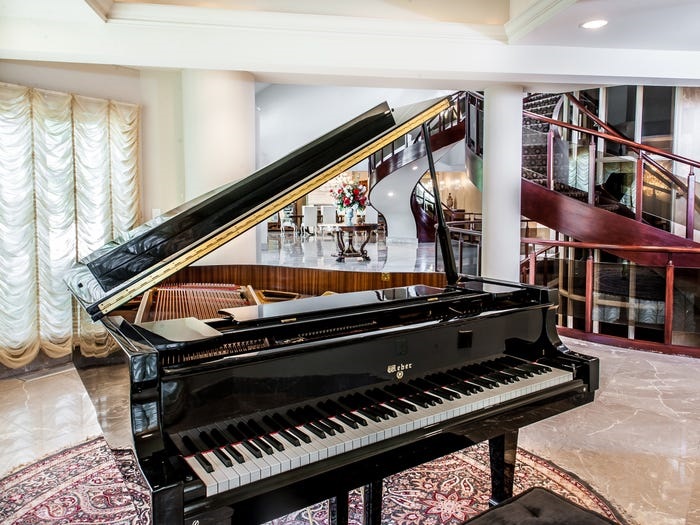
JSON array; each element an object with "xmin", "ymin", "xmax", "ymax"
[{"xmin": 335, "ymin": 224, "xmax": 377, "ymax": 262}]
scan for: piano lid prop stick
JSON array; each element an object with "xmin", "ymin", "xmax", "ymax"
[{"xmin": 422, "ymin": 122, "xmax": 459, "ymax": 285}]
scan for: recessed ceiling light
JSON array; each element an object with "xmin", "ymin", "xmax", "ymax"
[{"xmin": 580, "ymin": 19, "xmax": 608, "ymax": 30}]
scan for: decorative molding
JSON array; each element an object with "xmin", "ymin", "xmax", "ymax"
[
  {"xmin": 106, "ymin": 2, "xmax": 506, "ymax": 43},
  {"xmin": 505, "ymin": 0, "xmax": 577, "ymax": 43},
  {"xmin": 84, "ymin": 0, "xmax": 114, "ymax": 22}
]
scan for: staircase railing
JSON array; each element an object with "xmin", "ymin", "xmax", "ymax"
[
  {"xmin": 368, "ymin": 92, "xmax": 467, "ymax": 174},
  {"xmin": 520, "ymin": 237, "xmax": 700, "ymax": 354},
  {"xmin": 464, "ymin": 91, "xmax": 700, "ymax": 241},
  {"xmin": 441, "ymin": 218, "xmax": 700, "ymax": 354}
]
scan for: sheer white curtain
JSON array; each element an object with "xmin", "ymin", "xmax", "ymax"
[{"xmin": 0, "ymin": 82, "xmax": 140, "ymax": 368}]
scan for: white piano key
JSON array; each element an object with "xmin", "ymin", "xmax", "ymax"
[
  {"xmin": 202, "ymin": 451, "xmax": 233, "ymax": 492},
  {"xmin": 184, "ymin": 455, "xmax": 218, "ymax": 497},
  {"xmin": 183, "ymin": 364, "xmax": 574, "ymax": 494}
]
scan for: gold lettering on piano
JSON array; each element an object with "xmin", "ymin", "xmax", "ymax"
[{"xmin": 387, "ymin": 362, "xmax": 413, "ymax": 379}]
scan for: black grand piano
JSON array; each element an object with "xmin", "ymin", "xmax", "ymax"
[{"xmin": 66, "ymin": 94, "xmax": 599, "ymax": 525}]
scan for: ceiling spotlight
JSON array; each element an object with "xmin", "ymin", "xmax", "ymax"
[{"xmin": 580, "ymin": 19, "xmax": 608, "ymax": 30}]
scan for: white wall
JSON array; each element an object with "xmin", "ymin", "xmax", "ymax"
[
  {"xmin": 0, "ymin": 60, "xmax": 141, "ymax": 102},
  {"xmin": 255, "ymin": 84, "xmax": 452, "ymax": 169}
]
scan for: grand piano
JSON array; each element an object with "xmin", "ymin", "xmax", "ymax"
[{"xmin": 66, "ymin": 94, "xmax": 599, "ymax": 525}]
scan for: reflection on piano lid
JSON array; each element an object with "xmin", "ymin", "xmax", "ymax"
[
  {"xmin": 64, "ymin": 95, "xmax": 452, "ymax": 321},
  {"xmin": 217, "ymin": 284, "xmax": 448, "ymax": 324}
]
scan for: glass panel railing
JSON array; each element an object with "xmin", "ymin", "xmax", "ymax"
[
  {"xmin": 516, "ymin": 238, "xmax": 700, "ymax": 348},
  {"xmin": 593, "ymin": 262, "xmax": 666, "ymax": 342},
  {"xmin": 673, "ymin": 267, "xmax": 700, "ymax": 347}
]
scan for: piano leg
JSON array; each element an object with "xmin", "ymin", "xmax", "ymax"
[
  {"xmin": 488, "ymin": 430, "xmax": 518, "ymax": 506},
  {"xmin": 362, "ymin": 480, "xmax": 383, "ymax": 525},
  {"xmin": 330, "ymin": 494, "xmax": 349, "ymax": 525}
]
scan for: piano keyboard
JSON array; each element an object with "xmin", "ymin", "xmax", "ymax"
[{"xmin": 174, "ymin": 356, "xmax": 573, "ymax": 497}]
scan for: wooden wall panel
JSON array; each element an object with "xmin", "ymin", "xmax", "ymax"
[{"xmin": 165, "ymin": 265, "xmax": 447, "ymax": 296}]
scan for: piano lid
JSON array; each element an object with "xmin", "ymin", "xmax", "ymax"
[{"xmin": 65, "ymin": 94, "xmax": 453, "ymax": 320}]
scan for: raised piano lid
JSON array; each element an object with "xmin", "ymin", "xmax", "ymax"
[{"xmin": 65, "ymin": 95, "xmax": 452, "ymax": 321}]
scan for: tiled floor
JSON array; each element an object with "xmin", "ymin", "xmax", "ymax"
[{"xmin": 1, "ymin": 233, "xmax": 698, "ymax": 524}]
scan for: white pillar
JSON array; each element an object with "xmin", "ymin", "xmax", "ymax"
[
  {"xmin": 181, "ymin": 70, "xmax": 258, "ymax": 265},
  {"xmin": 481, "ymin": 85, "xmax": 523, "ymax": 283},
  {"xmin": 139, "ymin": 70, "xmax": 185, "ymax": 220}
]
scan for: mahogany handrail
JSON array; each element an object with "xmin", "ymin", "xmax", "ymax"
[
  {"xmin": 565, "ymin": 93, "xmax": 693, "ymax": 198},
  {"xmin": 519, "ymin": 237, "xmax": 700, "ymax": 254},
  {"xmin": 522, "ymin": 110, "xmax": 700, "ymax": 170}
]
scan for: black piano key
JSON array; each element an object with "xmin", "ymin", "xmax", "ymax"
[
  {"xmin": 324, "ymin": 399, "xmax": 366, "ymax": 427},
  {"xmin": 252, "ymin": 436, "xmax": 274, "ymax": 455},
  {"xmin": 330, "ymin": 399, "xmax": 368, "ymax": 426},
  {"xmin": 382, "ymin": 392, "xmax": 418, "ymax": 412},
  {"xmin": 516, "ymin": 362, "xmax": 550, "ymax": 374},
  {"xmin": 210, "ymin": 428, "xmax": 230, "ymax": 447},
  {"xmin": 318, "ymin": 401, "xmax": 359, "ymax": 429},
  {"xmin": 224, "ymin": 444, "xmax": 246, "ymax": 464},
  {"xmin": 213, "ymin": 447, "xmax": 233, "ymax": 467},
  {"xmin": 410, "ymin": 378, "xmax": 458, "ymax": 400},
  {"xmin": 199, "ymin": 430, "xmax": 217, "ymax": 449},
  {"xmin": 357, "ymin": 407, "xmax": 382, "ymax": 423},
  {"xmin": 384, "ymin": 399, "xmax": 411, "ymax": 414},
  {"xmin": 241, "ymin": 439, "xmax": 263, "ymax": 458},
  {"xmin": 237, "ymin": 422, "xmax": 274, "ymax": 454},
  {"xmin": 262, "ymin": 433, "xmax": 285, "ymax": 451},
  {"xmin": 354, "ymin": 394, "xmax": 392, "ymax": 419},
  {"xmin": 307, "ymin": 406, "xmax": 344, "ymax": 433},
  {"xmin": 365, "ymin": 388, "xmax": 391, "ymax": 403},
  {"xmin": 237, "ymin": 421, "xmax": 256, "ymax": 439},
  {"xmin": 287, "ymin": 408, "xmax": 327, "ymax": 438},
  {"xmin": 248, "ymin": 419, "xmax": 286, "ymax": 451},
  {"xmin": 287, "ymin": 427, "xmax": 311, "ymax": 443},
  {"xmin": 446, "ymin": 382, "xmax": 478, "ymax": 396},
  {"xmin": 278, "ymin": 428, "xmax": 301, "ymax": 447},
  {"xmin": 302, "ymin": 407, "xmax": 336, "ymax": 435},
  {"xmin": 398, "ymin": 382, "xmax": 442, "ymax": 406},
  {"xmin": 303, "ymin": 422, "xmax": 326, "ymax": 439},
  {"xmin": 263, "ymin": 415, "xmax": 283, "ymax": 431},
  {"xmin": 384, "ymin": 384, "xmax": 429, "ymax": 408},
  {"xmin": 247, "ymin": 419, "xmax": 267, "ymax": 436},
  {"xmin": 261, "ymin": 415, "xmax": 300, "ymax": 446},
  {"xmin": 226, "ymin": 423, "xmax": 247, "ymax": 442},
  {"xmin": 181, "ymin": 435, "xmax": 200, "ymax": 455},
  {"xmin": 273, "ymin": 413, "xmax": 312, "ymax": 443},
  {"xmin": 195, "ymin": 452, "xmax": 214, "ymax": 473}
]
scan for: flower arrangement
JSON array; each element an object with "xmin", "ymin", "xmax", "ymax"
[{"xmin": 332, "ymin": 180, "xmax": 368, "ymax": 211}]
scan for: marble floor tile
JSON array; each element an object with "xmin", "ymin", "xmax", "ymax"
[{"xmin": 520, "ymin": 337, "xmax": 700, "ymax": 525}]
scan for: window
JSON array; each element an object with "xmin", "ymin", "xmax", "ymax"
[{"xmin": 0, "ymin": 82, "xmax": 140, "ymax": 369}]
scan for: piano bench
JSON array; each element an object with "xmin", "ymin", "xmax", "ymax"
[{"xmin": 464, "ymin": 487, "xmax": 618, "ymax": 525}]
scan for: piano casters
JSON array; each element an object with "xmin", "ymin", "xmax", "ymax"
[
  {"xmin": 334, "ymin": 224, "xmax": 376, "ymax": 262},
  {"xmin": 488, "ymin": 430, "xmax": 519, "ymax": 506}
]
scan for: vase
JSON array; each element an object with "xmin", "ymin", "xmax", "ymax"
[{"xmin": 344, "ymin": 207, "xmax": 354, "ymax": 225}]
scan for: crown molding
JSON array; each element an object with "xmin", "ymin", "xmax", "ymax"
[
  {"xmin": 105, "ymin": 2, "xmax": 506, "ymax": 44},
  {"xmin": 84, "ymin": 0, "xmax": 114, "ymax": 22},
  {"xmin": 505, "ymin": 0, "xmax": 576, "ymax": 43}
]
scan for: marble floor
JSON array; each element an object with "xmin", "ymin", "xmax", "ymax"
[{"xmin": 1, "ymin": 234, "xmax": 698, "ymax": 524}]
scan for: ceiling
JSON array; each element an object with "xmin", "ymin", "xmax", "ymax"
[
  {"xmin": 2, "ymin": 0, "xmax": 700, "ymax": 90},
  {"xmin": 106, "ymin": 0, "xmax": 700, "ymax": 51}
]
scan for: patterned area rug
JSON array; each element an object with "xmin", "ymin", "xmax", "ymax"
[
  {"xmin": 268, "ymin": 443, "xmax": 632, "ymax": 525},
  {"xmin": 0, "ymin": 438, "xmax": 630, "ymax": 525},
  {"xmin": 0, "ymin": 438, "xmax": 150, "ymax": 525}
]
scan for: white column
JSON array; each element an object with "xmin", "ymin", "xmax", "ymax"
[
  {"xmin": 181, "ymin": 70, "xmax": 258, "ymax": 265},
  {"xmin": 139, "ymin": 70, "xmax": 185, "ymax": 220},
  {"xmin": 481, "ymin": 85, "xmax": 523, "ymax": 283}
]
